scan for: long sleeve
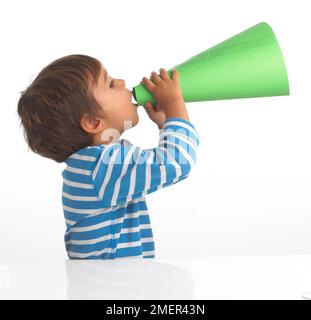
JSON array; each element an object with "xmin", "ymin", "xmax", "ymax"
[{"xmin": 92, "ymin": 117, "xmax": 200, "ymax": 207}]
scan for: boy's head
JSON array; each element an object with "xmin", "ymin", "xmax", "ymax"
[{"xmin": 17, "ymin": 54, "xmax": 139, "ymax": 163}]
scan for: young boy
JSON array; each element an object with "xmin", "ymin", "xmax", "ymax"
[{"xmin": 17, "ymin": 54, "xmax": 200, "ymax": 260}]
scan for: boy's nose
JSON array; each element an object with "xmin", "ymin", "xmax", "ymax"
[{"xmin": 116, "ymin": 79, "xmax": 126, "ymax": 87}]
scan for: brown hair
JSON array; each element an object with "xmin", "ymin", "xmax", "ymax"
[{"xmin": 17, "ymin": 54, "xmax": 106, "ymax": 163}]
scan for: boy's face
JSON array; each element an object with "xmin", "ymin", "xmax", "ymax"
[{"xmin": 88, "ymin": 63, "xmax": 139, "ymax": 144}]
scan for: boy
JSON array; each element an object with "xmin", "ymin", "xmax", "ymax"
[{"xmin": 17, "ymin": 54, "xmax": 200, "ymax": 259}]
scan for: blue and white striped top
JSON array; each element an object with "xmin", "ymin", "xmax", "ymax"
[{"xmin": 61, "ymin": 117, "xmax": 200, "ymax": 259}]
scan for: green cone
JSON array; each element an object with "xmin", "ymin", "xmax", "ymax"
[{"xmin": 132, "ymin": 22, "xmax": 289, "ymax": 106}]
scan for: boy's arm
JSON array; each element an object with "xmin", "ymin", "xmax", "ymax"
[{"xmin": 92, "ymin": 117, "xmax": 200, "ymax": 207}]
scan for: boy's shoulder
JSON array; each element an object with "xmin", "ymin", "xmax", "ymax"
[{"xmin": 64, "ymin": 138, "xmax": 133, "ymax": 166}]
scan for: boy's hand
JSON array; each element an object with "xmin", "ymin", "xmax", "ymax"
[
  {"xmin": 142, "ymin": 100, "xmax": 166, "ymax": 129},
  {"xmin": 141, "ymin": 68, "xmax": 189, "ymax": 123},
  {"xmin": 142, "ymin": 68, "xmax": 184, "ymax": 111}
]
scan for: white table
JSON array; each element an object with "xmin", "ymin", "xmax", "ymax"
[{"xmin": 1, "ymin": 254, "xmax": 311, "ymax": 300}]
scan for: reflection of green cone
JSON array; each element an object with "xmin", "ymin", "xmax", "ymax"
[{"xmin": 132, "ymin": 22, "xmax": 289, "ymax": 106}]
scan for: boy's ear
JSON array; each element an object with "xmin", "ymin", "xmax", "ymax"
[{"xmin": 80, "ymin": 114, "xmax": 106, "ymax": 134}]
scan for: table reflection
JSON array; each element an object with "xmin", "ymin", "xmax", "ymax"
[{"xmin": 66, "ymin": 259, "xmax": 194, "ymax": 300}]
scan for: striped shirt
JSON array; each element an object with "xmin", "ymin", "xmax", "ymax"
[{"xmin": 61, "ymin": 117, "xmax": 200, "ymax": 259}]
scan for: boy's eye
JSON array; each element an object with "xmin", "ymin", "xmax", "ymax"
[{"xmin": 109, "ymin": 80, "xmax": 114, "ymax": 88}]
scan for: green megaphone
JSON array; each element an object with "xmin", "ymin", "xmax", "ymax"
[{"xmin": 132, "ymin": 22, "xmax": 289, "ymax": 106}]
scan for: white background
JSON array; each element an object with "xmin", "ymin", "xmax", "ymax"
[{"xmin": 0, "ymin": 0, "xmax": 310, "ymax": 261}]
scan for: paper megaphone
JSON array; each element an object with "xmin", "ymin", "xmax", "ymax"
[{"xmin": 132, "ymin": 22, "xmax": 289, "ymax": 106}]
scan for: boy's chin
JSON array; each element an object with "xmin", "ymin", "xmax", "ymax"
[
  {"xmin": 132, "ymin": 115, "xmax": 139, "ymax": 127},
  {"xmin": 124, "ymin": 116, "xmax": 139, "ymax": 129}
]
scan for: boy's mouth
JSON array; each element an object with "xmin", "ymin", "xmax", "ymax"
[{"xmin": 130, "ymin": 91, "xmax": 138, "ymax": 107}]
